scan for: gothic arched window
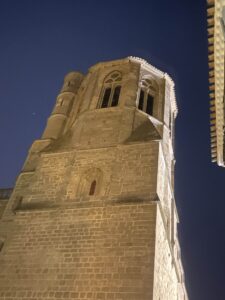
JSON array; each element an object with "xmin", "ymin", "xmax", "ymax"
[
  {"xmin": 99, "ymin": 71, "xmax": 122, "ymax": 108},
  {"xmin": 137, "ymin": 78, "xmax": 157, "ymax": 116},
  {"xmin": 78, "ymin": 168, "xmax": 103, "ymax": 197}
]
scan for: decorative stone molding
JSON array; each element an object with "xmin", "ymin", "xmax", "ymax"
[
  {"xmin": 128, "ymin": 56, "xmax": 178, "ymax": 117},
  {"xmin": 207, "ymin": 0, "xmax": 225, "ymax": 166}
]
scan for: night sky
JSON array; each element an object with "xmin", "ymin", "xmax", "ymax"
[{"xmin": 0, "ymin": 0, "xmax": 224, "ymax": 299}]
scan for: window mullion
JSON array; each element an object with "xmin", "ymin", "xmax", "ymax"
[
  {"xmin": 144, "ymin": 90, "xmax": 148, "ymax": 112},
  {"xmin": 100, "ymin": 87, "xmax": 106, "ymax": 107},
  {"xmin": 137, "ymin": 88, "xmax": 141, "ymax": 107},
  {"xmin": 109, "ymin": 84, "xmax": 114, "ymax": 107}
]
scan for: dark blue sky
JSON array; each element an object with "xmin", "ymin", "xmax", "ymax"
[{"xmin": 1, "ymin": 0, "xmax": 224, "ymax": 299}]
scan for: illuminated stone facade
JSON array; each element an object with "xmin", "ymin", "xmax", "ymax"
[
  {"xmin": 0, "ymin": 57, "xmax": 188, "ymax": 299},
  {"xmin": 207, "ymin": 0, "xmax": 225, "ymax": 166}
]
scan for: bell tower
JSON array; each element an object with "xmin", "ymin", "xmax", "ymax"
[{"xmin": 0, "ymin": 57, "xmax": 188, "ymax": 299}]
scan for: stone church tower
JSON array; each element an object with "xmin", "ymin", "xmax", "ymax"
[{"xmin": 0, "ymin": 57, "xmax": 188, "ymax": 299}]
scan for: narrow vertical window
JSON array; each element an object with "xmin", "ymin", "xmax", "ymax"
[
  {"xmin": 138, "ymin": 89, "xmax": 144, "ymax": 110},
  {"xmin": 137, "ymin": 78, "xmax": 157, "ymax": 116},
  {"xmin": 0, "ymin": 240, "xmax": 4, "ymax": 252},
  {"xmin": 146, "ymin": 94, "xmax": 154, "ymax": 115},
  {"xmin": 89, "ymin": 180, "xmax": 96, "ymax": 196},
  {"xmin": 111, "ymin": 86, "xmax": 121, "ymax": 107},
  {"xmin": 56, "ymin": 98, "xmax": 64, "ymax": 107},
  {"xmin": 101, "ymin": 88, "xmax": 111, "ymax": 108}
]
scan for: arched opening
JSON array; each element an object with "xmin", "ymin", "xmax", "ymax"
[
  {"xmin": 78, "ymin": 168, "xmax": 103, "ymax": 197},
  {"xmin": 99, "ymin": 71, "xmax": 122, "ymax": 108},
  {"xmin": 137, "ymin": 77, "xmax": 158, "ymax": 116},
  {"xmin": 89, "ymin": 180, "xmax": 96, "ymax": 196},
  {"xmin": 0, "ymin": 239, "xmax": 4, "ymax": 252},
  {"xmin": 101, "ymin": 88, "xmax": 111, "ymax": 108}
]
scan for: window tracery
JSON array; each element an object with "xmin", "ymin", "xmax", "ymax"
[{"xmin": 99, "ymin": 71, "xmax": 122, "ymax": 108}]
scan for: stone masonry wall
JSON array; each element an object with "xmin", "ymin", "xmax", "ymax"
[
  {"xmin": 153, "ymin": 205, "xmax": 184, "ymax": 300},
  {"xmin": 0, "ymin": 141, "xmax": 159, "ymax": 300},
  {"xmin": 0, "ymin": 202, "xmax": 157, "ymax": 300},
  {"xmin": 11, "ymin": 141, "xmax": 159, "ymax": 210}
]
